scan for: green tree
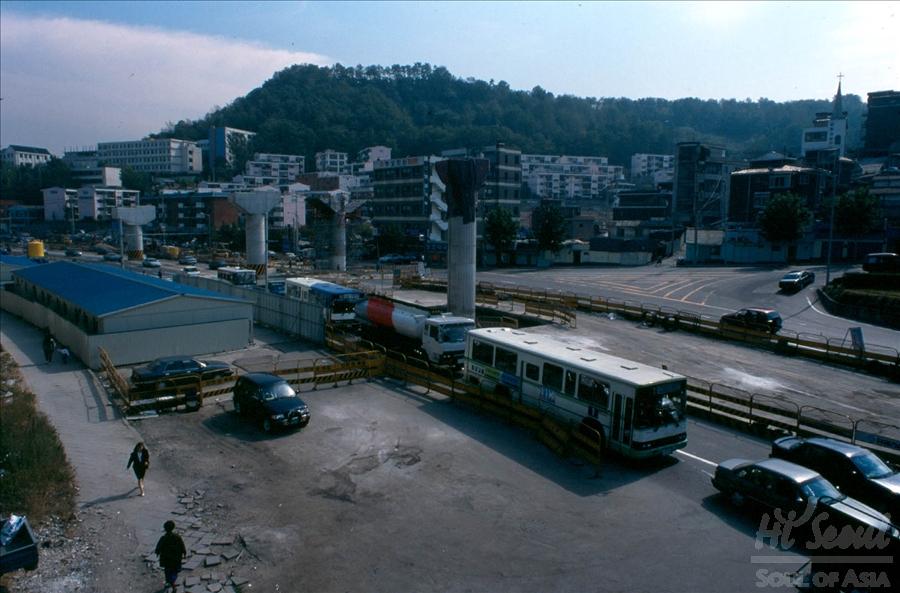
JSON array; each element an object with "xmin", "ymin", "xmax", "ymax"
[
  {"xmin": 833, "ymin": 188, "xmax": 880, "ymax": 237},
  {"xmin": 531, "ymin": 202, "xmax": 567, "ymax": 253},
  {"xmin": 376, "ymin": 223, "xmax": 407, "ymax": 255},
  {"xmin": 757, "ymin": 193, "xmax": 811, "ymax": 245},
  {"xmin": 121, "ymin": 166, "xmax": 154, "ymax": 195},
  {"xmin": 483, "ymin": 207, "xmax": 519, "ymax": 265}
]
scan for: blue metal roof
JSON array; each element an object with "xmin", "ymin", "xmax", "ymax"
[
  {"xmin": 12, "ymin": 261, "xmax": 246, "ymax": 317},
  {"xmin": 0, "ymin": 255, "xmax": 40, "ymax": 268}
]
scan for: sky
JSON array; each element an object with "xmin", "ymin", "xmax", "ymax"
[{"xmin": 1, "ymin": 1, "xmax": 898, "ymax": 155}]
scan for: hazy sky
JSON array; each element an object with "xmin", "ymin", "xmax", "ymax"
[{"xmin": 1, "ymin": 1, "xmax": 897, "ymax": 155}]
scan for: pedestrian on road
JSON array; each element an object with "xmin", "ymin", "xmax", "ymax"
[
  {"xmin": 126, "ymin": 441, "xmax": 150, "ymax": 496},
  {"xmin": 42, "ymin": 333, "xmax": 56, "ymax": 363},
  {"xmin": 154, "ymin": 520, "xmax": 187, "ymax": 592}
]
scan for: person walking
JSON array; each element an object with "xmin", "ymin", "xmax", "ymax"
[
  {"xmin": 126, "ymin": 442, "xmax": 150, "ymax": 496},
  {"xmin": 42, "ymin": 333, "xmax": 56, "ymax": 363},
  {"xmin": 154, "ymin": 520, "xmax": 187, "ymax": 592}
]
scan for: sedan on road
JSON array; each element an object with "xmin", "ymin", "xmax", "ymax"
[
  {"xmin": 771, "ymin": 436, "xmax": 899, "ymax": 519},
  {"xmin": 778, "ymin": 270, "xmax": 815, "ymax": 292},
  {"xmin": 712, "ymin": 458, "xmax": 897, "ymax": 542},
  {"xmin": 142, "ymin": 258, "xmax": 162, "ymax": 268},
  {"xmin": 232, "ymin": 373, "xmax": 310, "ymax": 433},
  {"xmin": 64, "ymin": 248, "xmax": 83, "ymax": 257},
  {"xmin": 103, "ymin": 252, "xmax": 122, "ymax": 262},
  {"xmin": 130, "ymin": 356, "xmax": 233, "ymax": 387},
  {"xmin": 719, "ymin": 308, "xmax": 782, "ymax": 334},
  {"xmin": 178, "ymin": 255, "xmax": 197, "ymax": 265}
]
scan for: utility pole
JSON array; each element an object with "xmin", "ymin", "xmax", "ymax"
[{"xmin": 825, "ymin": 150, "xmax": 839, "ymax": 285}]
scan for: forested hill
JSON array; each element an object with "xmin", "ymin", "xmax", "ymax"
[{"xmin": 162, "ymin": 63, "xmax": 865, "ymax": 166}]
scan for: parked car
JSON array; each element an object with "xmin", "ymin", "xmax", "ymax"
[
  {"xmin": 771, "ymin": 436, "xmax": 899, "ymax": 519},
  {"xmin": 232, "ymin": 373, "xmax": 310, "ymax": 433},
  {"xmin": 130, "ymin": 356, "xmax": 233, "ymax": 387},
  {"xmin": 712, "ymin": 458, "xmax": 898, "ymax": 541},
  {"xmin": 178, "ymin": 255, "xmax": 197, "ymax": 265},
  {"xmin": 208, "ymin": 259, "xmax": 228, "ymax": 270},
  {"xmin": 103, "ymin": 252, "xmax": 122, "ymax": 262},
  {"xmin": 719, "ymin": 307, "xmax": 782, "ymax": 334},
  {"xmin": 377, "ymin": 253, "xmax": 418, "ymax": 269},
  {"xmin": 778, "ymin": 270, "xmax": 815, "ymax": 292},
  {"xmin": 142, "ymin": 258, "xmax": 162, "ymax": 268},
  {"xmin": 862, "ymin": 252, "xmax": 900, "ymax": 273},
  {"xmin": 182, "ymin": 265, "xmax": 200, "ymax": 276},
  {"xmin": 64, "ymin": 248, "xmax": 82, "ymax": 257},
  {"xmin": 93, "ymin": 246, "xmax": 108, "ymax": 255}
]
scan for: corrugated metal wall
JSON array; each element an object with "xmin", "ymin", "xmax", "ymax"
[{"xmin": 180, "ymin": 275, "xmax": 326, "ymax": 345}]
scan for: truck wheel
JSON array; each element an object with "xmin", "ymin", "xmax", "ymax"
[{"xmin": 263, "ymin": 418, "xmax": 273, "ymax": 433}]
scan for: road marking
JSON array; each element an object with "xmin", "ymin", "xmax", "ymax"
[
  {"xmin": 806, "ymin": 296, "xmax": 844, "ymax": 321},
  {"xmin": 675, "ymin": 449, "xmax": 717, "ymax": 467}
]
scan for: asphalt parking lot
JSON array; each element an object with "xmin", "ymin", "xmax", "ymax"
[{"xmin": 135, "ymin": 372, "xmax": 798, "ymax": 593}]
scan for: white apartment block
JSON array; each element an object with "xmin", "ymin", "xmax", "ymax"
[
  {"xmin": 630, "ymin": 153, "xmax": 674, "ymax": 180},
  {"xmin": 42, "ymin": 187, "xmax": 80, "ymax": 222},
  {"xmin": 2, "ymin": 145, "xmax": 52, "ymax": 168},
  {"xmin": 521, "ymin": 154, "xmax": 624, "ymax": 200},
  {"xmin": 77, "ymin": 186, "xmax": 140, "ymax": 221},
  {"xmin": 245, "ymin": 153, "xmax": 305, "ymax": 184},
  {"xmin": 357, "ymin": 145, "xmax": 392, "ymax": 164},
  {"xmin": 315, "ymin": 149, "xmax": 349, "ymax": 174},
  {"xmin": 97, "ymin": 138, "xmax": 202, "ymax": 174},
  {"xmin": 208, "ymin": 126, "xmax": 256, "ymax": 167}
]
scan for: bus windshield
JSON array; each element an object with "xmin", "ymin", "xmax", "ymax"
[{"xmin": 634, "ymin": 383, "xmax": 686, "ymax": 429}]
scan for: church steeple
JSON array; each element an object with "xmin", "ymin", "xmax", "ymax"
[{"xmin": 832, "ymin": 74, "xmax": 845, "ymax": 119}]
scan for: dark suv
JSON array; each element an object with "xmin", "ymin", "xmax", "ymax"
[
  {"xmin": 232, "ymin": 373, "xmax": 310, "ymax": 433},
  {"xmin": 771, "ymin": 436, "xmax": 899, "ymax": 519},
  {"xmin": 719, "ymin": 308, "xmax": 782, "ymax": 334}
]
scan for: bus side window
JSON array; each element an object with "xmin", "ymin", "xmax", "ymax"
[
  {"xmin": 542, "ymin": 363, "xmax": 563, "ymax": 391},
  {"xmin": 495, "ymin": 347, "xmax": 518, "ymax": 374},
  {"xmin": 472, "ymin": 340, "xmax": 494, "ymax": 365},
  {"xmin": 564, "ymin": 370, "xmax": 577, "ymax": 396},
  {"xmin": 524, "ymin": 362, "xmax": 540, "ymax": 382},
  {"xmin": 578, "ymin": 376, "xmax": 610, "ymax": 410}
]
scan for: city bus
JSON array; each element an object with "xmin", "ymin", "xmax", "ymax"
[
  {"xmin": 464, "ymin": 327, "xmax": 688, "ymax": 458},
  {"xmin": 217, "ymin": 267, "xmax": 257, "ymax": 286},
  {"xmin": 285, "ymin": 277, "xmax": 364, "ymax": 322}
]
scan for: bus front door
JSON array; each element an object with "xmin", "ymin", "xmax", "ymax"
[{"xmin": 610, "ymin": 393, "xmax": 632, "ymax": 449}]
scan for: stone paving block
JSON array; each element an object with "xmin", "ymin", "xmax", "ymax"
[
  {"xmin": 195, "ymin": 546, "xmax": 213, "ymax": 555},
  {"xmin": 201, "ymin": 572, "xmax": 212, "ymax": 581},
  {"xmin": 230, "ymin": 576, "xmax": 249, "ymax": 587},
  {"xmin": 184, "ymin": 576, "xmax": 201, "ymax": 587},
  {"xmin": 220, "ymin": 547, "xmax": 240, "ymax": 560},
  {"xmin": 211, "ymin": 536, "xmax": 234, "ymax": 546},
  {"xmin": 204, "ymin": 556, "xmax": 222, "ymax": 567},
  {"xmin": 207, "ymin": 583, "xmax": 223, "ymax": 592},
  {"xmin": 182, "ymin": 556, "xmax": 204, "ymax": 571}
]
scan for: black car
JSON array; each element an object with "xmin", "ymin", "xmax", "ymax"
[
  {"xmin": 771, "ymin": 436, "xmax": 900, "ymax": 519},
  {"xmin": 64, "ymin": 248, "xmax": 83, "ymax": 257},
  {"xmin": 130, "ymin": 356, "xmax": 233, "ymax": 386},
  {"xmin": 778, "ymin": 270, "xmax": 815, "ymax": 292},
  {"xmin": 232, "ymin": 373, "xmax": 310, "ymax": 433},
  {"xmin": 719, "ymin": 307, "xmax": 782, "ymax": 334},
  {"xmin": 208, "ymin": 259, "xmax": 228, "ymax": 270},
  {"xmin": 712, "ymin": 458, "xmax": 898, "ymax": 541}
]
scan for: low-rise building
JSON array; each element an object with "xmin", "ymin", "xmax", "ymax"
[
  {"xmin": 2, "ymin": 145, "xmax": 52, "ymax": 168},
  {"xmin": 77, "ymin": 186, "xmax": 140, "ymax": 221},
  {"xmin": 630, "ymin": 153, "xmax": 674, "ymax": 182},
  {"xmin": 42, "ymin": 187, "xmax": 80, "ymax": 222},
  {"xmin": 315, "ymin": 149, "xmax": 349, "ymax": 174},
  {"xmin": 97, "ymin": 138, "xmax": 202, "ymax": 174}
]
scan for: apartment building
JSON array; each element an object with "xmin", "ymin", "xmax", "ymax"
[
  {"xmin": 315, "ymin": 150, "xmax": 349, "ymax": 174},
  {"xmin": 630, "ymin": 153, "xmax": 674, "ymax": 181},
  {"xmin": 2, "ymin": 145, "xmax": 52, "ymax": 168},
  {"xmin": 77, "ymin": 186, "xmax": 140, "ymax": 221},
  {"xmin": 371, "ymin": 155, "xmax": 447, "ymax": 243},
  {"xmin": 672, "ymin": 142, "xmax": 731, "ymax": 227},
  {"xmin": 863, "ymin": 90, "xmax": 900, "ymax": 157},
  {"xmin": 521, "ymin": 154, "xmax": 624, "ymax": 201},
  {"xmin": 42, "ymin": 187, "xmax": 80, "ymax": 222},
  {"xmin": 244, "ymin": 153, "xmax": 305, "ymax": 184},
  {"xmin": 208, "ymin": 126, "xmax": 256, "ymax": 168},
  {"xmin": 97, "ymin": 138, "xmax": 202, "ymax": 174}
]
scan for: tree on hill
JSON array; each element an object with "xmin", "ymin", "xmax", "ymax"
[
  {"xmin": 532, "ymin": 202, "xmax": 567, "ymax": 254},
  {"xmin": 157, "ymin": 64, "xmax": 864, "ymax": 168}
]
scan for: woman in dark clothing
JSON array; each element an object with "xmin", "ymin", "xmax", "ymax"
[
  {"xmin": 126, "ymin": 442, "xmax": 150, "ymax": 496},
  {"xmin": 155, "ymin": 520, "xmax": 187, "ymax": 592},
  {"xmin": 42, "ymin": 333, "xmax": 56, "ymax": 363}
]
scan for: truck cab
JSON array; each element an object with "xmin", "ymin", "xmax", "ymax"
[{"xmin": 422, "ymin": 316, "xmax": 476, "ymax": 365}]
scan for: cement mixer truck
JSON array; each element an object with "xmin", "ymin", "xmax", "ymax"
[{"xmin": 354, "ymin": 296, "xmax": 475, "ymax": 365}]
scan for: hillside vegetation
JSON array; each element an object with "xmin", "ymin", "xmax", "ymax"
[{"xmin": 162, "ymin": 63, "xmax": 865, "ymax": 166}]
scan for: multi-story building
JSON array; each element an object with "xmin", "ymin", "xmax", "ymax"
[
  {"xmin": 208, "ymin": 126, "xmax": 256, "ymax": 169},
  {"xmin": 801, "ymin": 81, "xmax": 848, "ymax": 158},
  {"xmin": 863, "ymin": 90, "xmax": 900, "ymax": 157},
  {"xmin": 521, "ymin": 154, "xmax": 623, "ymax": 201},
  {"xmin": 728, "ymin": 165, "xmax": 821, "ymax": 224},
  {"xmin": 356, "ymin": 146, "xmax": 392, "ymax": 164},
  {"xmin": 63, "ymin": 149, "xmax": 122, "ymax": 186},
  {"xmin": 371, "ymin": 155, "xmax": 447, "ymax": 243},
  {"xmin": 244, "ymin": 153, "xmax": 305, "ymax": 185},
  {"xmin": 42, "ymin": 187, "xmax": 80, "ymax": 223},
  {"xmin": 77, "ymin": 186, "xmax": 140, "ymax": 221},
  {"xmin": 1, "ymin": 145, "xmax": 52, "ymax": 168},
  {"xmin": 315, "ymin": 150, "xmax": 349, "ymax": 174},
  {"xmin": 97, "ymin": 138, "xmax": 202, "ymax": 174},
  {"xmin": 630, "ymin": 153, "xmax": 674, "ymax": 181},
  {"xmin": 672, "ymin": 142, "xmax": 731, "ymax": 228}
]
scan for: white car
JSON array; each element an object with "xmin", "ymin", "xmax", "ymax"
[{"xmin": 182, "ymin": 266, "xmax": 200, "ymax": 277}]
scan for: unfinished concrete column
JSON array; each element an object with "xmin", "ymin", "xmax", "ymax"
[
  {"xmin": 436, "ymin": 158, "xmax": 489, "ymax": 320},
  {"xmin": 232, "ymin": 188, "xmax": 282, "ymax": 278},
  {"xmin": 113, "ymin": 206, "xmax": 155, "ymax": 261}
]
